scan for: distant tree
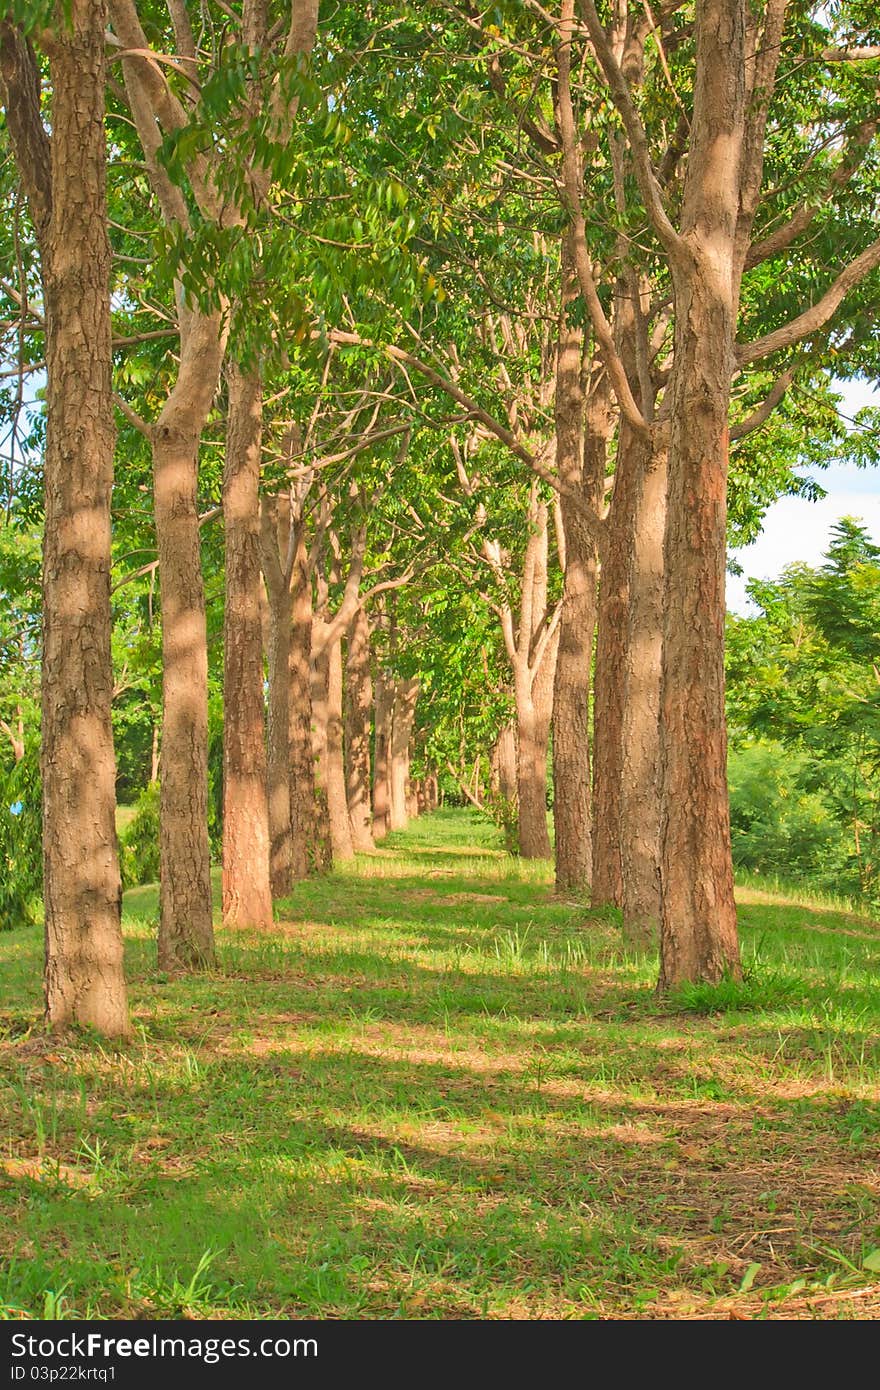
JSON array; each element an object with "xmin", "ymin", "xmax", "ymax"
[{"xmin": 728, "ymin": 520, "xmax": 880, "ymax": 900}]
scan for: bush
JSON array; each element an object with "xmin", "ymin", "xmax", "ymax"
[
  {"xmin": 486, "ymin": 793, "xmax": 519, "ymax": 855},
  {"xmin": 728, "ymin": 742, "xmax": 850, "ymax": 894},
  {"xmin": 0, "ymin": 742, "xmax": 42, "ymax": 928},
  {"xmin": 120, "ymin": 781, "xmax": 160, "ymax": 889}
]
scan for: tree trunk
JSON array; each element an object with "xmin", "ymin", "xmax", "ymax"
[
  {"xmin": 309, "ymin": 624, "xmax": 333, "ymax": 871},
  {"xmin": 345, "ymin": 605, "xmax": 374, "ymax": 851},
  {"xmin": 260, "ymin": 489, "xmax": 294, "ymax": 896},
  {"xmin": 0, "ymin": 706, "xmax": 25, "ymax": 763},
  {"xmin": 150, "ymin": 721, "xmax": 160, "ymax": 785},
  {"xmin": 657, "ymin": 0, "xmax": 744, "ymax": 989},
  {"xmin": 265, "ymin": 571, "xmax": 292, "ymax": 896},
  {"xmin": 221, "ymin": 363, "xmax": 272, "ymax": 928},
  {"xmin": 552, "ymin": 513, "xmax": 598, "ymax": 893},
  {"xmin": 10, "ymin": 4, "xmax": 130, "ymax": 1034},
  {"xmin": 513, "ymin": 497, "xmax": 556, "ymax": 860},
  {"xmin": 528, "ymin": 625, "xmax": 559, "ymax": 859},
  {"xmin": 153, "ymin": 418, "xmax": 215, "ymax": 970},
  {"xmin": 389, "ymin": 680, "xmax": 418, "ymax": 831},
  {"xmin": 551, "ymin": 240, "xmax": 609, "ymax": 891},
  {"xmin": 325, "ymin": 626, "xmax": 353, "ymax": 859},
  {"xmin": 620, "ymin": 433, "xmax": 667, "ymax": 945},
  {"xmin": 289, "ymin": 525, "xmax": 316, "ymax": 877},
  {"xmin": 515, "ymin": 673, "xmax": 552, "ymax": 859},
  {"xmin": 490, "ymin": 722, "xmax": 518, "ymax": 808},
  {"xmin": 659, "ymin": 268, "xmax": 741, "ymax": 988},
  {"xmin": 373, "ymin": 667, "xmax": 392, "ymax": 840},
  {"xmin": 149, "ymin": 304, "xmax": 226, "ymax": 971},
  {"xmin": 591, "ymin": 437, "xmax": 639, "ymax": 909}
]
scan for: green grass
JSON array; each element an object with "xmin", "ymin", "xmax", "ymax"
[{"xmin": 1, "ymin": 808, "xmax": 879, "ymax": 1320}]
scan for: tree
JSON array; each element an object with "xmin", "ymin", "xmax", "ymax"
[
  {"xmin": 222, "ymin": 361, "xmax": 272, "ymax": 927},
  {"xmin": 575, "ymin": 0, "xmax": 880, "ymax": 985},
  {"xmin": 728, "ymin": 519, "xmax": 880, "ymax": 901},
  {"xmin": 0, "ymin": 1, "xmax": 129, "ymax": 1034}
]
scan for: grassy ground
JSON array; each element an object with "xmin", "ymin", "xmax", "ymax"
[{"xmin": 1, "ymin": 808, "xmax": 879, "ymax": 1321}]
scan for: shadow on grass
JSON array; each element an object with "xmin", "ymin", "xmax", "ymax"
[
  {"xmin": 2, "ymin": 1030, "xmax": 879, "ymax": 1318},
  {"xmin": 3, "ymin": 810, "xmax": 880, "ymax": 1319}
]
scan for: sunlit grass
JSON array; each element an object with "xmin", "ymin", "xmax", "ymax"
[{"xmin": 1, "ymin": 809, "xmax": 879, "ymax": 1320}]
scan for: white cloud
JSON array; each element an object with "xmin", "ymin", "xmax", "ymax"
[
  {"xmin": 728, "ymin": 488, "xmax": 880, "ymax": 613},
  {"xmin": 727, "ymin": 376, "xmax": 880, "ymax": 613}
]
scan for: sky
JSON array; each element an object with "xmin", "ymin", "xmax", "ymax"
[{"xmin": 726, "ymin": 378, "xmax": 880, "ymax": 613}]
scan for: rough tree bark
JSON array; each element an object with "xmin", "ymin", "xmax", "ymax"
[
  {"xmin": 591, "ymin": 431, "xmax": 638, "ymax": 910},
  {"xmin": 551, "ymin": 240, "xmax": 590, "ymax": 891},
  {"xmin": 221, "ymin": 362, "xmax": 272, "ymax": 928},
  {"xmin": 108, "ymin": 0, "xmax": 321, "ymax": 963},
  {"xmin": 152, "ymin": 322, "xmax": 222, "ymax": 970},
  {"xmin": 659, "ymin": 289, "xmax": 741, "ymax": 984},
  {"xmin": 260, "ymin": 482, "xmax": 316, "ymax": 890},
  {"xmin": 344, "ymin": 605, "xmax": 374, "ymax": 851},
  {"xmin": 288, "ymin": 521, "xmax": 317, "ymax": 877},
  {"xmin": 620, "ymin": 431, "xmax": 667, "ymax": 945},
  {"xmin": 223, "ymin": 0, "xmax": 321, "ymax": 901},
  {"xmin": 515, "ymin": 673, "xmax": 552, "ymax": 856},
  {"xmin": 657, "ymin": 0, "xmax": 745, "ymax": 987},
  {"xmin": 490, "ymin": 722, "xmax": 518, "ymax": 809},
  {"xmin": 1, "ymin": 6, "xmax": 129, "ymax": 1034},
  {"xmin": 577, "ymin": 0, "xmax": 845, "ymax": 981},
  {"xmin": 514, "ymin": 497, "xmax": 557, "ymax": 859},
  {"xmin": 531, "ymin": 620, "xmax": 559, "ymax": 848},
  {"xmin": 260, "ymin": 491, "xmax": 294, "ymax": 896},
  {"xmin": 324, "ymin": 626, "xmax": 354, "ymax": 860},
  {"xmin": 309, "ymin": 522, "xmax": 368, "ymax": 862},
  {"xmin": 552, "ymin": 234, "xmax": 610, "ymax": 891},
  {"xmin": 389, "ymin": 680, "xmax": 419, "ymax": 832},
  {"xmin": 310, "ymin": 592, "xmax": 334, "ymax": 868},
  {"xmin": 372, "ymin": 664, "xmax": 392, "ymax": 840},
  {"xmin": 108, "ymin": 0, "xmax": 225, "ymax": 970},
  {"xmin": 581, "ymin": 0, "xmax": 880, "ymax": 980}
]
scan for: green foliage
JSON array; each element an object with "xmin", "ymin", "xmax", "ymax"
[
  {"xmin": 728, "ymin": 520, "xmax": 880, "ymax": 903},
  {"xmin": 729, "ymin": 742, "xmax": 846, "ymax": 890},
  {"xmin": 119, "ymin": 713, "xmax": 221, "ymax": 893},
  {"xmin": 119, "ymin": 782, "xmax": 160, "ymax": 892},
  {"xmin": 4, "ymin": 1, "xmax": 55, "ymax": 29},
  {"xmin": 0, "ymin": 739, "xmax": 41, "ymax": 929},
  {"xmin": 488, "ymin": 793, "xmax": 519, "ymax": 856}
]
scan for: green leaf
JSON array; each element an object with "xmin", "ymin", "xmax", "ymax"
[{"xmin": 738, "ymin": 1262, "xmax": 761, "ymax": 1292}]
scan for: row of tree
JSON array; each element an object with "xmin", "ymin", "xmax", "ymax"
[{"xmin": 1, "ymin": 0, "xmax": 878, "ymax": 1036}]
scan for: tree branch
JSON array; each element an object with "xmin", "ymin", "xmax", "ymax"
[
  {"xmin": 577, "ymin": 0, "xmax": 682, "ymax": 254},
  {"xmin": 729, "ymin": 368, "xmax": 793, "ymax": 440},
  {"xmin": 822, "ymin": 46, "xmax": 880, "ymax": 63},
  {"xmin": 556, "ymin": 3, "xmax": 650, "ymax": 438},
  {"xmin": 737, "ymin": 238, "xmax": 880, "ymax": 365},
  {"xmin": 327, "ymin": 340, "xmax": 599, "ymax": 546},
  {"xmin": 0, "ymin": 24, "xmax": 52, "ymax": 248},
  {"xmin": 746, "ymin": 116, "xmax": 879, "ymax": 270},
  {"xmin": 113, "ymin": 392, "xmax": 153, "ymax": 438}
]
